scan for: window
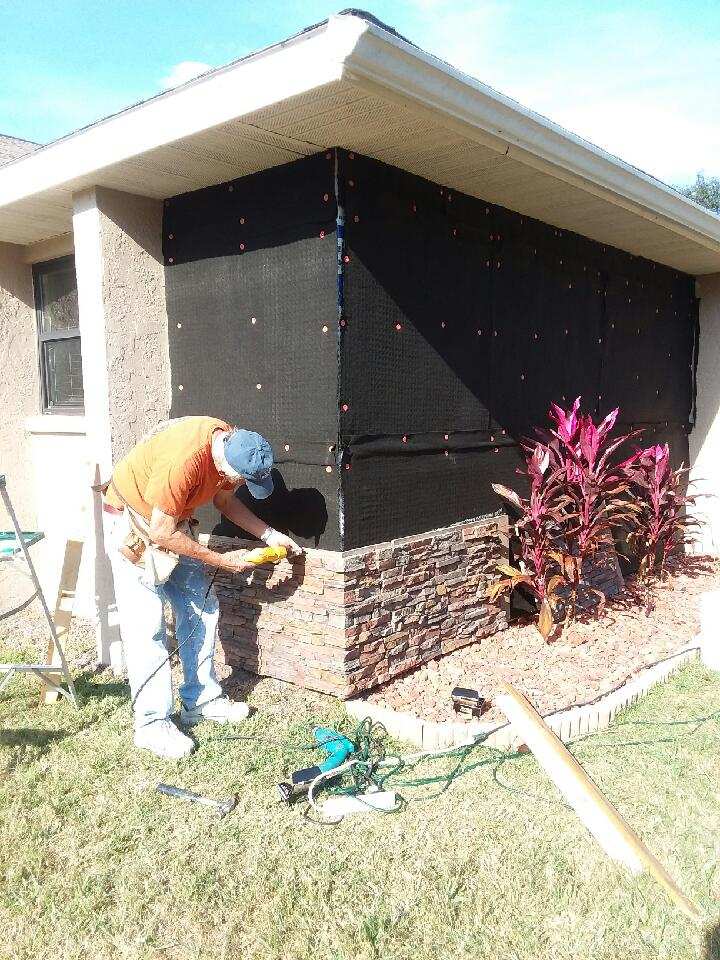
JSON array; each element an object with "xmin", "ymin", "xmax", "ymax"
[{"xmin": 33, "ymin": 255, "xmax": 83, "ymax": 411}]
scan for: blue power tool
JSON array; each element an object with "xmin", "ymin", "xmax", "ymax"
[{"xmin": 277, "ymin": 727, "xmax": 354, "ymax": 802}]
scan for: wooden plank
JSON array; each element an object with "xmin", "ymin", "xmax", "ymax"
[
  {"xmin": 495, "ymin": 682, "xmax": 701, "ymax": 922},
  {"xmin": 41, "ymin": 540, "xmax": 83, "ymax": 705}
]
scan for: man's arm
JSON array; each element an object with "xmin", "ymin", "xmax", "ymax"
[
  {"xmin": 213, "ymin": 488, "xmax": 302, "ymax": 556},
  {"xmin": 148, "ymin": 507, "xmax": 254, "ymax": 574},
  {"xmin": 213, "ymin": 488, "xmax": 268, "ymax": 539}
]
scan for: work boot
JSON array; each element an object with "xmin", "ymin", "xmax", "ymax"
[
  {"xmin": 180, "ymin": 697, "xmax": 251, "ymax": 726},
  {"xmin": 134, "ymin": 719, "xmax": 195, "ymax": 759}
]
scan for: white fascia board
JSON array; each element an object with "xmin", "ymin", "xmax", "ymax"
[
  {"xmin": 0, "ymin": 15, "xmax": 367, "ymax": 208},
  {"xmin": 342, "ymin": 21, "xmax": 720, "ymax": 256},
  {"xmin": 3, "ymin": 10, "xmax": 720, "ymax": 260}
]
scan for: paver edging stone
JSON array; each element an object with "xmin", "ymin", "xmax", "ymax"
[{"xmin": 346, "ymin": 644, "xmax": 700, "ymax": 750}]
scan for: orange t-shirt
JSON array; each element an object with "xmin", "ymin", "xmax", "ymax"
[{"xmin": 105, "ymin": 416, "xmax": 236, "ymax": 521}]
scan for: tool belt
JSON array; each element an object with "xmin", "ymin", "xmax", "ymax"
[{"xmin": 93, "ymin": 478, "xmax": 194, "ymax": 585}]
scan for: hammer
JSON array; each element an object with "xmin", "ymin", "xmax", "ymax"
[{"xmin": 156, "ymin": 783, "xmax": 238, "ymax": 818}]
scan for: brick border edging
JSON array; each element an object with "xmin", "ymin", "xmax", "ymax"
[{"xmin": 345, "ymin": 645, "xmax": 700, "ymax": 751}]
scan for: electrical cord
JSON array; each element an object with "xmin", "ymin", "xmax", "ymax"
[
  {"xmin": 128, "ymin": 578, "xmax": 709, "ymax": 815},
  {"xmin": 300, "ymin": 719, "xmax": 503, "ymax": 821},
  {"xmin": 249, "ymin": 673, "xmax": 720, "ymax": 822},
  {"xmin": 489, "ymin": 705, "xmax": 720, "ymax": 810}
]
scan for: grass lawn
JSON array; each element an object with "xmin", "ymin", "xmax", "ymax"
[{"xmin": 1, "ymin": 613, "xmax": 720, "ymax": 960}]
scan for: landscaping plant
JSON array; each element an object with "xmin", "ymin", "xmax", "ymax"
[
  {"xmin": 488, "ymin": 445, "xmax": 570, "ymax": 640},
  {"xmin": 489, "ymin": 398, "xmax": 640, "ymax": 638},
  {"xmin": 538, "ymin": 398, "xmax": 640, "ymax": 622},
  {"xmin": 625, "ymin": 442, "xmax": 698, "ymax": 587}
]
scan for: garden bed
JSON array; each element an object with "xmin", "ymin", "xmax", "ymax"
[{"xmin": 358, "ymin": 557, "xmax": 718, "ymax": 726}]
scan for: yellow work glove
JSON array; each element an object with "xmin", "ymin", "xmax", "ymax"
[{"xmin": 244, "ymin": 545, "xmax": 288, "ymax": 567}]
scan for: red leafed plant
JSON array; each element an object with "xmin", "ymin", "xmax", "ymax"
[
  {"xmin": 538, "ymin": 398, "xmax": 640, "ymax": 621},
  {"xmin": 489, "ymin": 397, "xmax": 641, "ymax": 639},
  {"xmin": 625, "ymin": 443, "xmax": 697, "ymax": 584},
  {"xmin": 488, "ymin": 444, "xmax": 569, "ymax": 639}
]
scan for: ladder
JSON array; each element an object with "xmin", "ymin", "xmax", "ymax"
[{"xmin": 0, "ymin": 474, "xmax": 78, "ymax": 707}]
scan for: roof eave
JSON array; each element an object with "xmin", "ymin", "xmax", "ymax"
[
  {"xmin": 0, "ymin": 11, "xmax": 719, "ymax": 270},
  {"xmin": 342, "ymin": 19, "xmax": 720, "ymax": 260},
  {"xmin": 0, "ymin": 14, "xmax": 367, "ymax": 208}
]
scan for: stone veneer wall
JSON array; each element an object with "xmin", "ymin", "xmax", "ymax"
[{"xmin": 209, "ymin": 514, "xmax": 507, "ymax": 699}]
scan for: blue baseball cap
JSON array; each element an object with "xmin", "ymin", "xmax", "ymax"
[{"xmin": 222, "ymin": 429, "xmax": 274, "ymax": 499}]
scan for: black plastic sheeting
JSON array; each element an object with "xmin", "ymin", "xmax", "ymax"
[
  {"xmin": 338, "ymin": 151, "xmax": 697, "ymax": 548},
  {"xmin": 163, "ymin": 153, "xmax": 341, "ymax": 547},
  {"xmin": 163, "ymin": 149, "xmax": 698, "ymax": 551}
]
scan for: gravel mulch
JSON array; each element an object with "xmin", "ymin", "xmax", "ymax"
[{"xmin": 362, "ymin": 557, "xmax": 719, "ymax": 724}]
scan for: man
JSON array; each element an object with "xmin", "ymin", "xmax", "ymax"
[{"xmin": 103, "ymin": 416, "xmax": 301, "ymax": 759}]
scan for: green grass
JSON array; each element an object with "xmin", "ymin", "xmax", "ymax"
[{"xmin": 1, "ymin": 618, "xmax": 720, "ymax": 960}]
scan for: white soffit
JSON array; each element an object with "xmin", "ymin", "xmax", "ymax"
[{"xmin": 1, "ymin": 12, "xmax": 719, "ymax": 276}]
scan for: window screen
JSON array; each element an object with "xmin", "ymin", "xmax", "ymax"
[{"xmin": 33, "ymin": 256, "xmax": 83, "ymax": 410}]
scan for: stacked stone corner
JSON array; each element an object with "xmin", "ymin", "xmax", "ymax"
[{"xmin": 208, "ymin": 514, "xmax": 508, "ymax": 699}]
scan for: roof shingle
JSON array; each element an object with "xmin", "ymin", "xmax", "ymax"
[{"xmin": 0, "ymin": 135, "xmax": 39, "ymax": 167}]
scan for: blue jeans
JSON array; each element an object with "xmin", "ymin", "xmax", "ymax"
[{"xmin": 109, "ymin": 540, "xmax": 223, "ymax": 730}]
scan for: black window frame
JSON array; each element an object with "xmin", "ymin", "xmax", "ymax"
[{"xmin": 33, "ymin": 254, "xmax": 84, "ymax": 413}]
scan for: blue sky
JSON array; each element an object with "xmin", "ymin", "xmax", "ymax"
[{"xmin": 1, "ymin": 0, "xmax": 718, "ymax": 186}]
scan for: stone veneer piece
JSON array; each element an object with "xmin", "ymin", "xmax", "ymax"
[{"xmin": 209, "ymin": 514, "xmax": 507, "ymax": 699}]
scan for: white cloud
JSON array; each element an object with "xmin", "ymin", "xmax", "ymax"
[
  {"xmin": 160, "ymin": 61, "xmax": 213, "ymax": 91},
  {"xmin": 402, "ymin": 2, "xmax": 720, "ymax": 186}
]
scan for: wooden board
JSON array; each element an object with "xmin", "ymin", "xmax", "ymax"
[
  {"xmin": 494, "ymin": 681, "xmax": 701, "ymax": 922},
  {"xmin": 41, "ymin": 540, "xmax": 83, "ymax": 705}
]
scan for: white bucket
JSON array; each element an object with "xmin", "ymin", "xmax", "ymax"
[{"xmin": 699, "ymin": 590, "xmax": 720, "ymax": 671}]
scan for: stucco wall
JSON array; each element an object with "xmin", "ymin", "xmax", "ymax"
[
  {"xmin": 72, "ymin": 186, "xmax": 170, "ymax": 666},
  {"xmin": 23, "ymin": 418, "xmax": 95, "ymax": 617},
  {"xmin": 0, "ymin": 242, "xmax": 38, "ymax": 525},
  {"xmin": 0, "ymin": 236, "xmax": 99, "ymax": 621},
  {"xmin": 690, "ymin": 273, "xmax": 720, "ymax": 554},
  {"xmin": 96, "ymin": 187, "xmax": 170, "ymax": 458}
]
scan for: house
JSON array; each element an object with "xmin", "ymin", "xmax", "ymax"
[
  {"xmin": 0, "ymin": 134, "xmax": 38, "ymax": 166},
  {"xmin": 1, "ymin": 11, "xmax": 720, "ymax": 697}
]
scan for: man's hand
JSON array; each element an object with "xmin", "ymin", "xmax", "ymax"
[
  {"xmin": 218, "ymin": 549, "xmax": 255, "ymax": 574},
  {"xmin": 244, "ymin": 546, "xmax": 287, "ymax": 566},
  {"xmin": 147, "ymin": 507, "xmax": 254, "ymax": 573},
  {"xmin": 261, "ymin": 527, "xmax": 303, "ymax": 557},
  {"xmin": 212, "ymin": 491, "xmax": 304, "ymax": 558}
]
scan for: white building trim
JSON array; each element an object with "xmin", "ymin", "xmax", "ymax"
[
  {"xmin": 346, "ymin": 22, "xmax": 720, "ymax": 258},
  {"xmin": 0, "ymin": 13, "xmax": 718, "ymax": 273}
]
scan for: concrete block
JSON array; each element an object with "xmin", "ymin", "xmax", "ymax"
[
  {"xmin": 485, "ymin": 722, "xmax": 513, "ymax": 750},
  {"xmin": 345, "ymin": 699, "xmax": 423, "ymax": 747}
]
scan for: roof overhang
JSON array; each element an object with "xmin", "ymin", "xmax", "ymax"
[{"xmin": 2, "ymin": 12, "xmax": 720, "ymax": 275}]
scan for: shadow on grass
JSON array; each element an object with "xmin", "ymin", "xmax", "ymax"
[
  {"xmin": 73, "ymin": 670, "xmax": 129, "ymax": 703},
  {"xmin": 221, "ymin": 665, "xmax": 262, "ymax": 703},
  {"xmin": 73, "ymin": 663, "xmax": 258, "ymax": 715},
  {"xmin": 0, "ymin": 727, "xmax": 69, "ymax": 772},
  {"xmin": 704, "ymin": 920, "xmax": 720, "ymax": 959},
  {"xmin": 0, "ymin": 728, "xmax": 67, "ymax": 750},
  {"xmin": 1, "ymin": 673, "xmax": 130, "ymax": 762}
]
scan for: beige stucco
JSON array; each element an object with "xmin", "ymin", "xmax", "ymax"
[
  {"xmin": 72, "ymin": 186, "xmax": 169, "ymax": 666},
  {"xmin": 0, "ymin": 244, "xmax": 96, "ymax": 617},
  {"xmin": 23, "ymin": 417, "xmax": 95, "ymax": 617},
  {"xmin": 0, "ymin": 242, "xmax": 38, "ymax": 524},
  {"xmin": 97, "ymin": 187, "xmax": 170, "ymax": 457},
  {"xmin": 690, "ymin": 274, "xmax": 720, "ymax": 554},
  {"xmin": 0, "ymin": 189, "xmax": 169, "ymax": 659}
]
